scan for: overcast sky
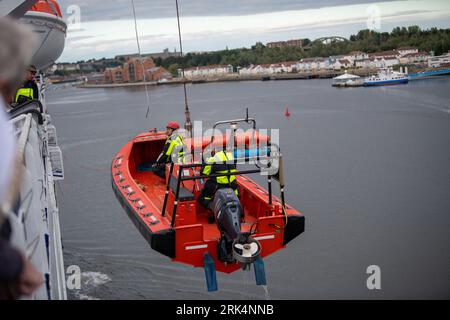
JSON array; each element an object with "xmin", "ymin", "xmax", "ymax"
[{"xmin": 57, "ymin": 0, "xmax": 450, "ymax": 62}]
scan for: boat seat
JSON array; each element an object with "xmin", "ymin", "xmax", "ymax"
[{"xmin": 169, "ymin": 176, "xmax": 195, "ymax": 201}]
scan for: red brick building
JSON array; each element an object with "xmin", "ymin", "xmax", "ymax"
[
  {"xmin": 104, "ymin": 57, "xmax": 171, "ymax": 83},
  {"xmin": 104, "ymin": 66, "xmax": 124, "ymax": 83},
  {"xmin": 267, "ymin": 39, "xmax": 304, "ymax": 49},
  {"xmin": 122, "ymin": 57, "xmax": 156, "ymax": 82}
]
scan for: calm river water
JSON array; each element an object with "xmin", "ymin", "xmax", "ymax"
[{"xmin": 46, "ymin": 77, "xmax": 450, "ymax": 299}]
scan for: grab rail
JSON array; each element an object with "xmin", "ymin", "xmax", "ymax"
[{"xmin": 165, "ymin": 151, "xmax": 286, "ymax": 228}]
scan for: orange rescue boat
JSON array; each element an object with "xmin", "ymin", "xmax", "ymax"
[{"xmin": 111, "ymin": 118, "xmax": 305, "ymax": 290}]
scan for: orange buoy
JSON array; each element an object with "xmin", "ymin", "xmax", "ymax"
[{"xmin": 284, "ymin": 106, "xmax": 291, "ymax": 117}]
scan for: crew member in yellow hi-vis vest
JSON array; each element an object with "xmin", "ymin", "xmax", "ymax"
[
  {"xmin": 15, "ymin": 65, "xmax": 39, "ymax": 104},
  {"xmin": 153, "ymin": 121, "xmax": 185, "ymax": 178},
  {"xmin": 198, "ymin": 149, "xmax": 239, "ymax": 210}
]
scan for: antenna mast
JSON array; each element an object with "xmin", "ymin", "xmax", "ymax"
[{"xmin": 175, "ymin": 0, "xmax": 192, "ymax": 136}]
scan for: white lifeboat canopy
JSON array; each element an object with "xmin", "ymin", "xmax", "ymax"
[{"xmin": 19, "ymin": 0, "xmax": 66, "ymax": 70}]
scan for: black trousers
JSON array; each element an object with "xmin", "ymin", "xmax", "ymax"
[{"xmin": 153, "ymin": 163, "xmax": 166, "ymax": 178}]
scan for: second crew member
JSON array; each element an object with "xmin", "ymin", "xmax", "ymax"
[{"xmin": 153, "ymin": 121, "xmax": 185, "ymax": 178}]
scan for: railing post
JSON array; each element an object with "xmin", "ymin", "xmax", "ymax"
[
  {"xmin": 267, "ymin": 175, "xmax": 273, "ymax": 205},
  {"xmin": 161, "ymin": 162, "xmax": 175, "ymax": 217},
  {"xmin": 278, "ymin": 156, "xmax": 286, "ymax": 208}
]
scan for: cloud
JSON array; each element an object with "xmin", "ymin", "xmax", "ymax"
[
  {"xmin": 58, "ymin": 0, "xmax": 389, "ymax": 22},
  {"xmin": 58, "ymin": 0, "xmax": 450, "ymax": 62}
]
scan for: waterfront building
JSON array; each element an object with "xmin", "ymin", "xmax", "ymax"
[
  {"xmin": 239, "ymin": 64, "xmax": 269, "ymax": 75},
  {"xmin": 397, "ymin": 46, "xmax": 419, "ymax": 56},
  {"xmin": 84, "ymin": 73, "xmax": 105, "ymax": 84},
  {"xmin": 354, "ymin": 58, "xmax": 370, "ymax": 69},
  {"xmin": 370, "ymin": 57, "xmax": 386, "ymax": 69},
  {"xmin": 300, "ymin": 58, "xmax": 316, "ymax": 72},
  {"xmin": 121, "ymin": 57, "xmax": 156, "ymax": 82},
  {"xmin": 147, "ymin": 66, "xmax": 173, "ymax": 81},
  {"xmin": 268, "ymin": 63, "xmax": 286, "ymax": 74},
  {"xmin": 180, "ymin": 65, "xmax": 234, "ymax": 78},
  {"xmin": 343, "ymin": 51, "xmax": 369, "ymax": 64},
  {"xmin": 104, "ymin": 66, "xmax": 124, "ymax": 83},
  {"xmin": 332, "ymin": 59, "xmax": 352, "ymax": 70},
  {"xmin": 370, "ymin": 50, "xmax": 401, "ymax": 60},
  {"xmin": 282, "ymin": 61, "xmax": 301, "ymax": 73},
  {"xmin": 383, "ymin": 57, "xmax": 400, "ymax": 67},
  {"xmin": 79, "ymin": 63, "xmax": 96, "ymax": 72},
  {"xmin": 428, "ymin": 51, "xmax": 450, "ymax": 68},
  {"xmin": 104, "ymin": 57, "xmax": 171, "ymax": 83},
  {"xmin": 56, "ymin": 62, "xmax": 80, "ymax": 71},
  {"xmin": 399, "ymin": 52, "xmax": 429, "ymax": 64}
]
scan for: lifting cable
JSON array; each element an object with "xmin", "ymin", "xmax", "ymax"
[
  {"xmin": 175, "ymin": 0, "xmax": 192, "ymax": 137},
  {"xmin": 130, "ymin": 0, "xmax": 152, "ymax": 118}
]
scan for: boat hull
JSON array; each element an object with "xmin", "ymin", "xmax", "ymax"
[
  {"xmin": 408, "ymin": 68, "xmax": 450, "ymax": 80},
  {"xmin": 364, "ymin": 78, "xmax": 409, "ymax": 86}
]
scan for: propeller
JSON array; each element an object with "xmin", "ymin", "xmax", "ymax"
[{"xmin": 234, "ymin": 242, "xmax": 259, "ymax": 258}]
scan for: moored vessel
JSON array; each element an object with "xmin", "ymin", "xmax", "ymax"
[
  {"xmin": 332, "ymin": 71, "xmax": 363, "ymax": 87},
  {"xmin": 408, "ymin": 68, "xmax": 450, "ymax": 80},
  {"xmin": 364, "ymin": 67, "xmax": 409, "ymax": 86}
]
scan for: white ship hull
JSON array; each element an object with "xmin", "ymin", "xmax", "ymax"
[
  {"xmin": 364, "ymin": 68, "xmax": 409, "ymax": 87},
  {"xmin": 7, "ymin": 80, "xmax": 67, "ymax": 300}
]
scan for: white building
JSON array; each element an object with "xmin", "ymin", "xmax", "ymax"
[
  {"xmin": 427, "ymin": 52, "xmax": 450, "ymax": 68},
  {"xmin": 283, "ymin": 61, "xmax": 301, "ymax": 73},
  {"xmin": 354, "ymin": 58, "xmax": 370, "ymax": 69},
  {"xmin": 239, "ymin": 64, "xmax": 271, "ymax": 75},
  {"xmin": 343, "ymin": 51, "xmax": 369, "ymax": 64},
  {"xmin": 300, "ymin": 58, "xmax": 315, "ymax": 72},
  {"xmin": 397, "ymin": 46, "xmax": 419, "ymax": 56},
  {"xmin": 239, "ymin": 61, "xmax": 306, "ymax": 75},
  {"xmin": 370, "ymin": 50, "xmax": 400, "ymax": 60},
  {"xmin": 399, "ymin": 52, "xmax": 429, "ymax": 64},
  {"xmin": 332, "ymin": 59, "xmax": 352, "ymax": 70},
  {"xmin": 269, "ymin": 63, "xmax": 285, "ymax": 74},
  {"xmin": 180, "ymin": 65, "xmax": 233, "ymax": 78},
  {"xmin": 56, "ymin": 63, "xmax": 80, "ymax": 71},
  {"xmin": 383, "ymin": 57, "xmax": 400, "ymax": 67}
]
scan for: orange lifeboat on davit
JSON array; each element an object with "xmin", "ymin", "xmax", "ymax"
[
  {"xmin": 30, "ymin": 0, "xmax": 63, "ymax": 17},
  {"xmin": 111, "ymin": 117, "xmax": 305, "ymax": 291},
  {"xmin": 19, "ymin": 0, "xmax": 66, "ymax": 69}
]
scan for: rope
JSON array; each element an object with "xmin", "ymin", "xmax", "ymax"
[
  {"xmin": 131, "ymin": 0, "xmax": 152, "ymax": 118},
  {"xmin": 175, "ymin": 0, "xmax": 192, "ymax": 136}
]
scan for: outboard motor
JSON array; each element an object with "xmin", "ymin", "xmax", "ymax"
[
  {"xmin": 212, "ymin": 189, "xmax": 241, "ymax": 263},
  {"xmin": 211, "ymin": 188, "xmax": 242, "ymax": 241},
  {"xmin": 212, "ymin": 188, "xmax": 261, "ymax": 268}
]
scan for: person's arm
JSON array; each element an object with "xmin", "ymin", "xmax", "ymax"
[
  {"xmin": 0, "ymin": 220, "xmax": 43, "ymax": 299},
  {"xmin": 156, "ymin": 140, "xmax": 171, "ymax": 164},
  {"xmin": 0, "ymin": 238, "xmax": 23, "ymax": 284},
  {"xmin": 202, "ymin": 157, "xmax": 214, "ymax": 175},
  {"xmin": 32, "ymin": 82, "xmax": 39, "ymax": 100}
]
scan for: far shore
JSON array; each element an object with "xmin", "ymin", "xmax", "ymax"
[{"xmin": 78, "ymin": 69, "xmax": 380, "ymax": 89}]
